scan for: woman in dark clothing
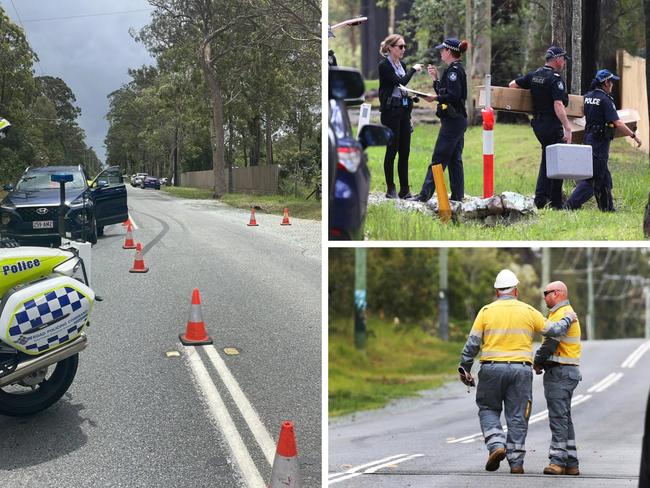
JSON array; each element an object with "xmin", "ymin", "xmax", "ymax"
[
  {"xmin": 378, "ymin": 34, "xmax": 422, "ymax": 198},
  {"xmin": 411, "ymin": 38, "xmax": 468, "ymax": 202}
]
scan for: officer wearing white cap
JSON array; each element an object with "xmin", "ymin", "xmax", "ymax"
[
  {"xmin": 459, "ymin": 269, "xmax": 577, "ymax": 474},
  {"xmin": 534, "ymin": 281, "xmax": 582, "ymax": 476},
  {"xmin": 565, "ymin": 69, "xmax": 641, "ymax": 211},
  {"xmin": 410, "ymin": 38, "xmax": 469, "ymax": 202},
  {"xmin": 509, "ymin": 46, "xmax": 573, "ymax": 210}
]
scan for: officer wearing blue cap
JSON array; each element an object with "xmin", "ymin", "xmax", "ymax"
[
  {"xmin": 410, "ymin": 38, "xmax": 469, "ymax": 202},
  {"xmin": 509, "ymin": 46, "xmax": 573, "ymax": 210},
  {"xmin": 565, "ymin": 69, "xmax": 641, "ymax": 211}
]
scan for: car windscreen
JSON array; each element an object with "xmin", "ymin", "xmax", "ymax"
[{"xmin": 15, "ymin": 170, "xmax": 87, "ymax": 191}]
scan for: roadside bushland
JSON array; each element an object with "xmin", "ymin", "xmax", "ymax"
[
  {"xmin": 161, "ymin": 186, "xmax": 321, "ymax": 220},
  {"xmin": 363, "ymin": 122, "xmax": 649, "ymax": 240},
  {"xmin": 329, "ymin": 317, "xmax": 464, "ymax": 417}
]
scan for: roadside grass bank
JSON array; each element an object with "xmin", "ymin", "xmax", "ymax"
[
  {"xmin": 329, "ymin": 317, "xmax": 464, "ymax": 417},
  {"xmin": 363, "ymin": 123, "xmax": 649, "ymax": 240},
  {"xmin": 161, "ymin": 186, "xmax": 321, "ymax": 220}
]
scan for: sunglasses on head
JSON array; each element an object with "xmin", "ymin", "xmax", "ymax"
[{"xmin": 543, "ymin": 290, "xmax": 558, "ymax": 297}]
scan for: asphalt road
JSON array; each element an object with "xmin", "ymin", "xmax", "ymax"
[
  {"xmin": 329, "ymin": 339, "xmax": 650, "ymax": 487},
  {"xmin": 0, "ymin": 187, "xmax": 322, "ymax": 487}
]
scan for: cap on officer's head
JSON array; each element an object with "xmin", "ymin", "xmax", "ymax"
[
  {"xmin": 435, "ymin": 38, "xmax": 461, "ymax": 52},
  {"xmin": 494, "ymin": 269, "xmax": 519, "ymax": 289},
  {"xmin": 545, "ymin": 46, "xmax": 570, "ymax": 61},
  {"xmin": 595, "ymin": 69, "xmax": 620, "ymax": 83}
]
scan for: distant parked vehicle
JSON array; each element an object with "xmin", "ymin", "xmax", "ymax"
[
  {"xmin": 131, "ymin": 173, "xmax": 148, "ymax": 188},
  {"xmin": 142, "ymin": 176, "xmax": 160, "ymax": 190},
  {"xmin": 159, "ymin": 177, "xmax": 169, "ymax": 186}
]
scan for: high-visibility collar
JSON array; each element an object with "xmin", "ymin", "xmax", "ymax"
[{"xmin": 549, "ymin": 299, "xmax": 570, "ymax": 313}]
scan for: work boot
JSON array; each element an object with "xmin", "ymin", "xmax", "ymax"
[
  {"xmin": 510, "ymin": 466, "xmax": 524, "ymax": 474},
  {"xmin": 543, "ymin": 464, "xmax": 565, "ymax": 475},
  {"xmin": 385, "ymin": 184, "xmax": 397, "ymax": 199},
  {"xmin": 565, "ymin": 466, "xmax": 580, "ymax": 476},
  {"xmin": 485, "ymin": 447, "xmax": 506, "ymax": 472}
]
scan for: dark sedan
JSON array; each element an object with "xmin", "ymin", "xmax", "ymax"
[
  {"xmin": 0, "ymin": 165, "xmax": 128, "ymax": 246},
  {"xmin": 142, "ymin": 176, "xmax": 160, "ymax": 190}
]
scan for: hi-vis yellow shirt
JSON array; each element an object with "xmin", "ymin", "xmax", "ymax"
[
  {"xmin": 469, "ymin": 298, "xmax": 548, "ymax": 363},
  {"xmin": 547, "ymin": 302, "xmax": 581, "ymax": 364}
]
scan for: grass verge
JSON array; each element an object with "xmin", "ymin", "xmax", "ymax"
[
  {"xmin": 329, "ymin": 317, "xmax": 463, "ymax": 417},
  {"xmin": 161, "ymin": 186, "xmax": 321, "ymax": 220},
  {"xmin": 364, "ymin": 123, "xmax": 649, "ymax": 240}
]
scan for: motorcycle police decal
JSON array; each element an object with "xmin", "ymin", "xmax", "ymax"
[{"xmin": 2, "ymin": 259, "xmax": 41, "ymax": 276}]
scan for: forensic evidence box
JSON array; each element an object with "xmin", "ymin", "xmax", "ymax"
[
  {"xmin": 477, "ymin": 86, "xmax": 584, "ymax": 118},
  {"xmin": 546, "ymin": 143, "xmax": 593, "ymax": 180}
]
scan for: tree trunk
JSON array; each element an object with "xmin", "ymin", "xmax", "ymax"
[
  {"xmin": 199, "ymin": 38, "xmax": 227, "ymax": 198},
  {"xmin": 551, "ymin": 0, "xmax": 567, "ymax": 47},
  {"xmin": 471, "ymin": 0, "xmax": 491, "ymax": 124},
  {"xmin": 265, "ymin": 114, "xmax": 273, "ymax": 166},
  {"xmin": 645, "ymin": 0, "xmax": 650, "ymax": 135},
  {"xmin": 571, "ymin": 0, "xmax": 582, "ymax": 94},
  {"xmin": 582, "ymin": 0, "xmax": 600, "ymax": 94}
]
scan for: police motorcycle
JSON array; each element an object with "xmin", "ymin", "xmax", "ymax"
[{"xmin": 0, "ymin": 118, "xmax": 95, "ymax": 416}]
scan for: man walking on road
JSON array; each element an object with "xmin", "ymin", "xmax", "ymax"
[
  {"xmin": 459, "ymin": 270, "xmax": 577, "ymax": 474},
  {"xmin": 534, "ymin": 281, "xmax": 582, "ymax": 475}
]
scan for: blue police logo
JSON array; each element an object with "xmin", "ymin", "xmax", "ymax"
[
  {"xmin": 557, "ymin": 81, "xmax": 564, "ymax": 90},
  {"xmin": 449, "ymin": 72, "xmax": 457, "ymax": 81}
]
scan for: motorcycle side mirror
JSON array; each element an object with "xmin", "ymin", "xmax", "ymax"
[
  {"xmin": 2, "ymin": 184, "xmax": 14, "ymax": 191},
  {"xmin": 358, "ymin": 124, "xmax": 393, "ymax": 149}
]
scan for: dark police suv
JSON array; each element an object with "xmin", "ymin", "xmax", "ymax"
[{"xmin": 0, "ymin": 165, "xmax": 128, "ymax": 246}]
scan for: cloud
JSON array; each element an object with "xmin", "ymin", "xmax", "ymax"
[{"xmin": 0, "ymin": 0, "xmax": 155, "ymax": 162}]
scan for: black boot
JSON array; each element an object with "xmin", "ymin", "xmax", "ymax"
[
  {"xmin": 385, "ymin": 184, "xmax": 397, "ymax": 199},
  {"xmin": 398, "ymin": 186, "xmax": 413, "ymax": 199}
]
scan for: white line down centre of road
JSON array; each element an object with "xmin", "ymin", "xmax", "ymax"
[
  {"xmin": 328, "ymin": 453, "xmax": 425, "ymax": 485},
  {"xmin": 621, "ymin": 341, "xmax": 650, "ymax": 368},
  {"xmin": 202, "ymin": 344, "xmax": 276, "ymax": 465},
  {"xmin": 185, "ymin": 346, "xmax": 266, "ymax": 488}
]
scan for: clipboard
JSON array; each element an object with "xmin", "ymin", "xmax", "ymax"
[{"xmin": 399, "ymin": 85, "xmax": 435, "ymax": 98}]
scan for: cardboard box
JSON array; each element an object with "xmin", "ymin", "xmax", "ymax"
[
  {"xmin": 546, "ymin": 143, "xmax": 593, "ymax": 180},
  {"xmin": 568, "ymin": 109, "xmax": 639, "ymax": 144},
  {"xmin": 477, "ymin": 86, "xmax": 584, "ymax": 118}
]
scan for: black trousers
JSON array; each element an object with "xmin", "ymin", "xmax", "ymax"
[
  {"xmin": 381, "ymin": 106, "xmax": 411, "ymax": 190},
  {"xmin": 419, "ymin": 116, "xmax": 467, "ymax": 201},
  {"xmin": 565, "ymin": 135, "xmax": 614, "ymax": 211},
  {"xmin": 532, "ymin": 116, "xmax": 564, "ymax": 209}
]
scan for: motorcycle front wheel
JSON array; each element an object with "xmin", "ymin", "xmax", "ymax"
[{"xmin": 0, "ymin": 354, "xmax": 79, "ymax": 417}]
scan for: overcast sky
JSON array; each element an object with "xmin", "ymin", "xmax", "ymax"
[{"xmin": 0, "ymin": 0, "xmax": 155, "ymax": 163}]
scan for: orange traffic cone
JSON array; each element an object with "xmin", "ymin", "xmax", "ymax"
[
  {"xmin": 122, "ymin": 216, "xmax": 131, "ymax": 226},
  {"xmin": 268, "ymin": 421, "xmax": 301, "ymax": 488},
  {"xmin": 122, "ymin": 222, "xmax": 136, "ymax": 249},
  {"xmin": 179, "ymin": 288, "xmax": 213, "ymax": 345},
  {"xmin": 280, "ymin": 208, "xmax": 291, "ymax": 226},
  {"xmin": 129, "ymin": 242, "xmax": 149, "ymax": 273},
  {"xmin": 247, "ymin": 207, "xmax": 259, "ymax": 226}
]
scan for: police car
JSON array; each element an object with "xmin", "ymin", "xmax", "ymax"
[{"xmin": 0, "ymin": 165, "xmax": 128, "ymax": 246}]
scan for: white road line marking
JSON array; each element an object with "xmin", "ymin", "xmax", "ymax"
[
  {"xmin": 621, "ymin": 341, "xmax": 650, "ymax": 368},
  {"xmin": 592, "ymin": 372, "xmax": 623, "ymax": 393},
  {"xmin": 328, "ymin": 454, "xmax": 407, "ymax": 480},
  {"xmin": 202, "ymin": 345, "xmax": 276, "ymax": 466},
  {"xmin": 587, "ymin": 372, "xmax": 618, "ymax": 392},
  {"xmin": 447, "ymin": 395, "xmax": 590, "ymax": 443},
  {"xmin": 185, "ymin": 346, "xmax": 266, "ymax": 488},
  {"xmin": 329, "ymin": 454, "xmax": 423, "ymax": 485}
]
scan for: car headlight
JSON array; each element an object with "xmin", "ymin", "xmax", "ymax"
[
  {"xmin": 66, "ymin": 197, "xmax": 85, "ymax": 208},
  {"xmin": 1, "ymin": 200, "xmax": 15, "ymax": 211}
]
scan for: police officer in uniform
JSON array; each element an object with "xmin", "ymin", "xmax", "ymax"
[
  {"xmin": 459, "ymin": 270, "xmax": 577, "ymax": 474},
  {"xmin": 410, "ymin": 38, "xmax": 468, "ymax": 202},
  {"xmin": 565, "ymin": 69, "xmax": 642, "ymax": 211},
  {"xmin": 534, "ymin": 281, "xmax": 582, "ymax": 476},
  {"xmin": 509, "ymin": 46, "xmax": 573, "ymax": 209}
]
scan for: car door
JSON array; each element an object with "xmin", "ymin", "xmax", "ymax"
[{"xmin": 90, "ymin": 166, "xmax": 128, "ymax": 227}]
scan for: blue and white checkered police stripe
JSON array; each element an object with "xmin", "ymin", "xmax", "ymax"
[{"xmin": 8, "ymin": 286, "xmax": 88, "ymax": 351}]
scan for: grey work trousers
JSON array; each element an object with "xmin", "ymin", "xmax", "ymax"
[
  {"xmin": 476, "ymin": 363, "xmax": 533, "ymax": 468},
  {"xmin": 543, "ymin": 365, "xmax": 581, "ymax": 467}
]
